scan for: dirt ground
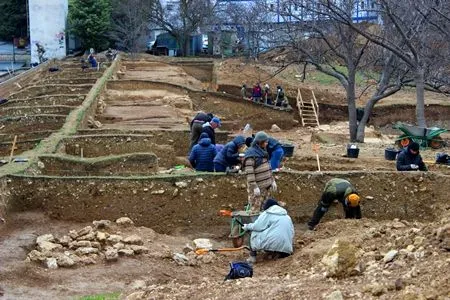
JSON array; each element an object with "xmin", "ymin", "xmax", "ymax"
[{"xmin": 1, "ymin": 54, "xmax": 449, "ymax": 299}]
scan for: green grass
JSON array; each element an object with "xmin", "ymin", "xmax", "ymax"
[
  {"xmin": 309, "ymin": 65, "xmax": 379, "ymax": 86},
  {"xmin": 78, "ymin": 292, "xmax": 120, "ymax": 300}
]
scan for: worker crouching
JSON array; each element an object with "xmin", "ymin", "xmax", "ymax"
[
  {"xmin": 308, "ymin": 178, "xmax": 361, "ymax": 230},
  {"xmin": 243, "ymin": 199, "xmax": 294, "ymax": 264}
]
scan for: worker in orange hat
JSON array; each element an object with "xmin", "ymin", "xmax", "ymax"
[{"xmin": 308, "ymin": 178, "xmax": 361, "ymax": 230}]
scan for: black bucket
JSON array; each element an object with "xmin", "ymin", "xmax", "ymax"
[
  {"xmin": 347, "ymin": 144, "xmax": 359, "ymax": 158},
  {"xmin": 281, "ymin": 144, "xmax": 295, "ymax": 157},
  {"xmin": 385, "ymin": 148, "xmax": 400, "ymax": 161}
]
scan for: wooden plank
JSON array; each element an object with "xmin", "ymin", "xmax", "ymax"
[{"xmin": 296, "ymin": 88, "xmax": 305, "ymax": 126}]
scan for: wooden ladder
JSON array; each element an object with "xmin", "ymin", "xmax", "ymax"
[{"xmin": 296, "ymin": 88, "xmax": 320, "ymax": 127}]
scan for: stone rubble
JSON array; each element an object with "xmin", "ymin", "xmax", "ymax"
[{"xmin": 26, "ymin": 217, "xmax": 148, "ymax": 269}]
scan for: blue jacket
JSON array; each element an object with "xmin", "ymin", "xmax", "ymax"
[
  {"xmin": 245, "ymin": 205, "xmax": 294, "ymax": 254},
  {"xmin": 189, "ymin": 136, "xmax": 217, "ymax": 172},
  {"xmin": 266, "ymin": 137, "xmax": 282, "ymax": 157},
  {"xmin": 214, "ymin": 136, "xmax": 246, "ymax": 167}
]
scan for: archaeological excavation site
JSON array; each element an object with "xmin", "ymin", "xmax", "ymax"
[{"xmin": 0, "ymin": 54, "xmax": 449, "ymax": 300}]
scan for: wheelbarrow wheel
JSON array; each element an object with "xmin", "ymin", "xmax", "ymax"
[
  {"xmin": 397, "ymin": 138, "xmax": 411, "ymax": 148},
  {"xmin": 429, "ymin": 136, "xmax": 444, "ymax": 149},
  {"xmin": 232, "ymin": 236, "xmax": 244, "ymax": 248}
]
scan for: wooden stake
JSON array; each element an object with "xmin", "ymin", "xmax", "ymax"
[
  {"xmin": 9, "ymin": 135, "xmax": 17, "ymax": 162},
  {"xmin": 80, "ymin": 148, "xmax": 84, "ymax": 158},
  {"xmin": 316, "ymin": 153, "xmax": 321, "ymax": 172},
  {"xmin": 312, "ymin": 143, "xmax": 321, "ymax": 172}
]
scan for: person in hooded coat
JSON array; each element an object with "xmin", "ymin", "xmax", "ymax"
[
  {"xmin": 246, "ymin": 135, "xmax": 284, "ymax": 171},
  {"xmin": 189, "ymin": 133, "xmax": 217, "ymax": 172},
  {"xmin": 243, "ymin": 199, "xmax": 294, "ymax": 264},
  {"xmin": 213, "ymin": 136, "xmax": 246, "ymax": 172},
  {"xmin": 396, "ymin": 142, "xmax": 427, "ymax": 171},
  {"xmin": 244, "ymin": 131, "xmax": 277, "ymax": 212},
  {"xmin": 189, "ymin": 112, "xmax": 214, "ymax": 151}
]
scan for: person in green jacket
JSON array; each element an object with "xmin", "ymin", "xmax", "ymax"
[
  {"xmin": 243, "ymin": 199, "xmax": 294, "ymax": 264},
  {"xmin": 308, "ymin": 178, "xmax": 361, "ymax": 230}
]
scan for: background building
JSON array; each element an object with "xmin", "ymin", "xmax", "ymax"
[{"xmin": 29, "ymin": 0, "xmax": 68, "ymax": 64}]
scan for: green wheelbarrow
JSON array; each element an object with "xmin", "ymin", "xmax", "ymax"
[
  {"xmin": 393, "ymin": 122, "xmax": 447, "ymax": 149},
  {"xmin": 219, "ymin": 208, "xmax": 259, "ymax": 248}
]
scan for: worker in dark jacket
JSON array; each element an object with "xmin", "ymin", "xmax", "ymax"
[
  {"xmin": 396, "ymin": 142, "xmax": 427, "ymax": 171},
  {"xmin": 308, "ymin": 178, "xmax": 361, "ymax": 230},
  {"xmin": 189, "ymin": 112, "xmax": 214, "ymax": 151},
  {"xmin": 189, "ymin": 133, "xmax": 217, "ymax": 172},
  {"xmin": 214, "ymin": 135, "xmax": 246, "ymax": 172},
  {"xmin": 201, "ymin": 117, "xmax": 221, "ymax": 145}
]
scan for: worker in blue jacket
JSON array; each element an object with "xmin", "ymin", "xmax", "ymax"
[
  {"xmin": 189, "ymin": 133, "xmax": 217, "ymax": 172},
  {"xmin": 213, "ymin": 135, "xmax": 246, "ymax": 172},
  {"xmin": 246, "ymin": 135, "xmax": 284, "ymax": 171}
]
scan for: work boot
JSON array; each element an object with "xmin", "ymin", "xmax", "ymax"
[{"xmin": 246, "ymin": 255, "xmax": 256, "ymax": 264}]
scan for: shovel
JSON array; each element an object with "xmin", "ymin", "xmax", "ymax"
[{"xmin": 195, "ymin": 246, "xmax": 249, "ymax": 255}]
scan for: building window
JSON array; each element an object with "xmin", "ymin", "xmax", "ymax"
[
  {"xmin": 371, "ymin": 0, "xmax": 376, "ymax": 8},
  {"xmin": 360, "ymin": 1, "xmax": 365, "ymax": 9},
  {"xmin": 270, "ymin": 3, "xmax": 274, "ymax": 10},
  {"xmin": 166, "ymin": 4, "xmax": 174, "ymax": 11}
]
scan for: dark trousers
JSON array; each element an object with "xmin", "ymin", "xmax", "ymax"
[
  {"xmin": 189, "ymin": 122, "xmax": 203, "ymax": 151},
  {"xmin": 308, "ymin": 202, "xmax": 361, "ymax": 228}
]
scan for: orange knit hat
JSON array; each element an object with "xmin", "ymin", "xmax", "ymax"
[{"xmin": 347, "ymin": 194, "xmax": 360, "ymax": 207}]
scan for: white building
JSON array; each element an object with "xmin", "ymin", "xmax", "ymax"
[{"xmin": 29, "ymin": 0, "xmax": 68, "ymax": 64}]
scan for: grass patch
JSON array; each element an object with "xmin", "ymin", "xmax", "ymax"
[
  {"xmin": 78, "ymin": 292, "xmax": 120, "ymax": 300},
  {"xmin": 308, "ymin": 66, "xmax": 379, "ymax": 86}
]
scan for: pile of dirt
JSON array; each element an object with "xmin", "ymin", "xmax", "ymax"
[{"xmin": 122, "ymin": 212, "xmax": 450, "ymax": 300}]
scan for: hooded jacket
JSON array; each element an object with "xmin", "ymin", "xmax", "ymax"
[
  {"xmin": 396, "ymin": 145, "xmax": 427, "ymax": 171},
  {"xmin": 189, "ymin": 133, "xmax": 217, "ymax": 172},
  {"xmin": 213, "ymin": 136, "xmax": 246, "ymax": 167},
  {"xmin": 244, "ymin": 143, "xmax": 273, "ymax": 190},
  {"xmin": 245, "ymin": 205, "xmax": 294, "ymax": 254},
  {"xmin": 201, "ymin": 122, "xmax": 216, "ymax": 145}
]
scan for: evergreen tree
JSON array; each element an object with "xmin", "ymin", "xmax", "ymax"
[
  {"xmin": 68, "ymin": 0, "xmax": 112, "ymax": 51},
  {"xmin": 0, "ymin": 0, "xmax": 27, "ymax": 40}
]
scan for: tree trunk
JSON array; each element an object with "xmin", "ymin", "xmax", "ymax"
[
  {"xmin": 356, "ymin": 97, "xmax": 377, "ymax": 142},
  {"xmin": 415, "ymin": 67, "xmax": 427, "ymax": 127},
  {"xmin": 347, "ymin": 73, "xmax": 357, "ymax": 142}
]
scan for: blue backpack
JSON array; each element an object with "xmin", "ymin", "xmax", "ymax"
[{"xmin": 224, "ymin": 261, "xmax": 253, "ymax": 280}]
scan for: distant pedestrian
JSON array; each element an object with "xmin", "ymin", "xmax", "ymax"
[
  {"xmin": 241, "ymin": 84, "xmax": 247, "ymax": 99},
  {"xmin": 252, "ymin": 83, "xmax": 263, "ymax": 103}
]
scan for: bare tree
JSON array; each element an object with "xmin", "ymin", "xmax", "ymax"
[
  {"xmin": 149, "ymin": 0, "xmax": 215, "ymax": 56},
  {"xmin": 110, "ymin": 0, "xmax": 154, "ymax": 55},
  {"xmin": 219, "ymin": 2, "xmax": 273, "ymax": 58},
  {"xmin": 277, "ymin": 0, "xmax": 411, "ymax": 141},
  {"xmin": 323, "ymin": 0, "xmax": 450, "ymax": 127}
]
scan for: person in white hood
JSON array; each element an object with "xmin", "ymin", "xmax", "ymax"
[{"xmin": 243, "ymin": 199, "xmax": 294, "ymax": 263}]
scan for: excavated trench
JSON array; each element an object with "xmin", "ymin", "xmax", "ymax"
[{"xmin": 2, "ymin": 171, "xmax": 449, "ymax": 235}]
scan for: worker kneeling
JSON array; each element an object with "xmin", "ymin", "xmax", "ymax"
[
  {"xmin": 308, "ymin": 178, "xmax": 361, "ymax": 231},
  {"xmin": 243, "ymin": 199, "xmax": 294, "ymax": 264}
]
